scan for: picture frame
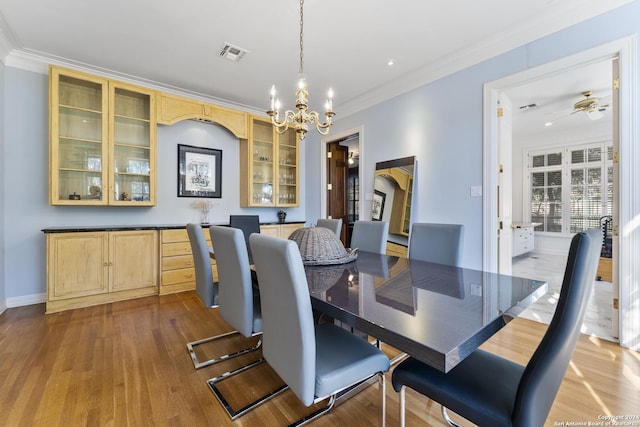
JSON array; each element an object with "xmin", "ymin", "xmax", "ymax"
[
  {"xmin": 371, "ymin": 189, "xmax": 386, "ymax": 221},
  {"xmin": 177, "ymin": 144, "xmax": 222, "ymax": 198}
]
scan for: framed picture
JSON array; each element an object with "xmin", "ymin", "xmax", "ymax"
[
  {"xmin": 177, "ymin": 144, "xmax": 222, "ymax": 198},
  {"xmin": 371, "ymin": 190, "xmax": 386, "ymax": 221}
]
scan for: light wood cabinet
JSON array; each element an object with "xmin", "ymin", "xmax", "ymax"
[
  {"xmin": 46, "ymin": 230, "xmax": 158, "ymax": 313},
  {"xmin": 159, "ymin": 228, "xmax": 217, "ymax": 295},
  {"xmin": 260, "ymin": 223, "xmax": 304, "ymax": 239},
  {"xmin": 240, "ymin": 116, "xmax": 299, "ymax": 207},
  {"xmin": 156, "ymin": 92, "xmax": 247, "ymax": 138},
  {"xmin": 49, "ymin": 66, "xmax": 156, "ymax": 206}
]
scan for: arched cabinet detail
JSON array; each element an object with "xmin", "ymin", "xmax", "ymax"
[{"xmin": 156, "ymin": 92, "xmax": 248, "ymax": 139}]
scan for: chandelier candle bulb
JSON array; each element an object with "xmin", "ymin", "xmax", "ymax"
[{"xmin": 270, "ymin": 85, "xmax": 276, "ymax": 111}]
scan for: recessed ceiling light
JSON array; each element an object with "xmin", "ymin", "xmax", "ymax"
[
  {"xmin": 545, "ymin": 122, "xmax": 553, "ymax": 127},
  {"xmin": 386, "ymin": 59, "xmax": 395, "ymax": 66}
]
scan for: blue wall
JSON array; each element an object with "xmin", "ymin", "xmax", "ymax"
[{"xmin": 304, "ymin": 1, "xmax": 640, "ymax": 270}]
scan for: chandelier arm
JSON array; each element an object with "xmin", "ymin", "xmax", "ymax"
[
  {"xmin": 307, "ymin": 110, "xmax": 334, "ymax": 131},
  {"xmin": 271, "ymin": 109, "xmax": 297, "ymax": 128}
]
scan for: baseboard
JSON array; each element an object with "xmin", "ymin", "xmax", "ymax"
[
  {"xmin": 6, "ymin": 293, "xmax": 46, "ymax": 308},
  {"xmin": 0, "ymin": 300, "xmax": 6, "ymax": 316}
]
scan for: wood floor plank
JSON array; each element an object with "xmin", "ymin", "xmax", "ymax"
[{"xmin": 1, "ymin": 291, "xmax": 638, "ymax": 426}]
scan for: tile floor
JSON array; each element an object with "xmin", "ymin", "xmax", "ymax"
[{"xmin": 512, "ymin": 251, "xmax": 617, "ymax": 342}]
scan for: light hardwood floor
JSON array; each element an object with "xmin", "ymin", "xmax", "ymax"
[{"xmin": 1, "ymin": 292, "xmax": 638, "ymax": 426}]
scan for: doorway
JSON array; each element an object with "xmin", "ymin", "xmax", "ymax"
[
  {"xmin": 483, "ymin": 36, "xmax": 639, "ymax": 349},
  {"xmin": 320, "ymin": 127, "xmax": 364, "ymax": 248}
]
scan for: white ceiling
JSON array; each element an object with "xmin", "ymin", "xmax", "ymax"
[
  {"xmin": 0, "ymin": 0, "xmax": 629, "ymax": 132},
  {"xmin": 507, "ymin": 59, "xmax": 613, "ymax": 140}
]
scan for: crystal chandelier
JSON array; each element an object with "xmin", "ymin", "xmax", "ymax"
[{"xmin": 267, "ymin": 0, "xmax": 335, "ymax": 140}]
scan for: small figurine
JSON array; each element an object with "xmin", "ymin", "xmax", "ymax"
[
  {"xmin": 89, "ymin": 186, "xmax": 101, "ymax": 199},
  {"xmin": 120, "ymin": 192, "xmax": 129, "ymax": 201}
]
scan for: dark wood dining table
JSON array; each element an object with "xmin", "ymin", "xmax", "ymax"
[{"xmin": 303, "ymin": 251, "xmax": 547, "ymax": 373}]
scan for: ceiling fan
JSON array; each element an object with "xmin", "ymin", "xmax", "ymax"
[{"xmin": 571, "ymin": 90, "xmax": 611, "ymax": 120}]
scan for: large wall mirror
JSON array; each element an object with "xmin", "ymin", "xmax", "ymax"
[{"xmin": 373, "ymin": 156, "xmax": 415, "ymax": 245}]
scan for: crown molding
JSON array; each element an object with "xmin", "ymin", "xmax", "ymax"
[
  {"xmin": 3, "ymin": 49, "xmax": 267, "ymax": 116},
  {"xmin": 0, "ymin": 12, "xmax": 17, "ymax": 64}
]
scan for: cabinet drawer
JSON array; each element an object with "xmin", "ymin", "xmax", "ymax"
[
  {"xmin": 162, "ymin": 254, "xmax": 194, "ymax": 270},
  {"xmin": 386, "ymin": 242, "xmax": 408, "ymax": 258},
  {"xmin": 162, "ymin": 229, "xmax": 188, "ymax": 243},
  {"xmin": 162, "ymin": 267, "xmax": 196, "ymax": 285},
  {"xmin": 162, "ymin": 228, "xmax": 212, "ymax": 244},
  {"xmin": 162, "ymin": 242, "xmax": 193, "ymax": 257}
]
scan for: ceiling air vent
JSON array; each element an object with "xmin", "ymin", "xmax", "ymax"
[
  {"xmin": 518, "ymin": 103, "xmax": 538, "ymax": 111},
  {"xmin": 218, "ymin": 43, "xmax": 249, "ymax": 62}
]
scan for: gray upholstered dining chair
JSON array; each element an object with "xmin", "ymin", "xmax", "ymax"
[
  {"xmin": 391, "ymin": 228, "xmax": 602, "ymax": 427},
  {"xmin": 185, "ymin": 224, "xmax": 257, "ymax": 371},
  {"xmin": 229, "ymin": 214, "xmax": 261, "ymax": 261},
  {"xmin": 250, "ymin": 233, "xmax": 390, "ymax": 426},
  {"xmin": 206, "ymin": 226, "xmax": 287, "ymax": 419},
  {"xmin": 350, "ymin": 220, "xmax": 389, "ymax": 254},
  {"xmin": 316, "ymin": 218, "xmax": 342, "ymax": 237},
  {"xmin": 408, "ymin": 223, "xmax": 464, "ymax": 266}
]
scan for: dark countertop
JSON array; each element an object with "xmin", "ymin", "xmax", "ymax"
[{"xmin": 42, "ymin": 221, "xmax": 306, "ymax": 233}]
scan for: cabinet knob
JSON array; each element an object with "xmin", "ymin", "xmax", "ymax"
[{"xmin": 104, "ymin": 262, "xmax": 108, "ymax": 267}]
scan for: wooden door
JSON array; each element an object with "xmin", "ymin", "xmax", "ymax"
[{"xmin": 326, "ymin": 143, "xmax": 348, "ymax": 243}]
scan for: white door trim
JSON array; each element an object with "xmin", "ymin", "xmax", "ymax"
[{"xmin": 483, "ymin": 36, "xmax": 638, "ymax": 350}]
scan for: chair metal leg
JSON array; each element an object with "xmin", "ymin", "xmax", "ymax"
[
  {"xmin": 441, "ymin": 405, "xmax": 462, "ymax": 427},
  {"xmin": 399, "ymin": 385, "xmax": 406, "ymax": 427},
  {"xmin": 207, "ymin": 358, "xmax": 289, "ymax": 420},
  {"xmin": 390, "ymin": 351, "xmax": 409, "ymax": 366},
  {"xmin": 290, "ymin": 372, "xmax": 386, "ymax": 427},
  {"xmin": 380, "ymin": 372, "xmax": 386, "ymax": 427},
  {"xmin": 186, "ymin": 331, "xmax": 261, "ymax": 369},
  {"xmin": 289, "ymin": 394, "xmax": 337, "ymax": 427}
]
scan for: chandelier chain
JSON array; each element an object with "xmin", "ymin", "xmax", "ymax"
[{"xmin": 299, "ymin": 0, "xmax": 304, "ymax": 76}]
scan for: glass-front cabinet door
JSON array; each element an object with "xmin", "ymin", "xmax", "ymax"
[
  {"xmin": 250, "ymin": 117, "xmax": 276, "ymax": 206},
  {"xmin": 276, "ymin": 127, "xmax": 298, "ymax": 206},
  {"xmin": 109, "ymin": 83, "xmax": 155, "ymax": 205},
  {"xmin": 240, "ymin": 115, "xmax": 299, "ymax": 207},
  {"xmin": 49, "ymin": 66, "xmax": 156, "ymax": 206},
  {"xmin": 50, "ymin": 68, "xmax": 109, "ymax": 205}
]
